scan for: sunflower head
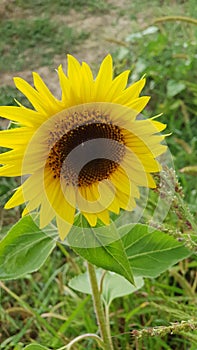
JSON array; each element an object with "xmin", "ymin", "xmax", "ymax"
[{"xmin": 0, "ymin": 55, "xmax": 167, "ymax": 241}]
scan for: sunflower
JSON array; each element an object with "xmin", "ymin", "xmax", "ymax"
[{"xmin": 0, "ymin": 55, "xmax": 167, "ymax": 240}]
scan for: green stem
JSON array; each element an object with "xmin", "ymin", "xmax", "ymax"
[
  {"xmin": 58, "ymin": 333, "xmax": 104, "ymax": 350},
  {"xmin": 87, "ymin": 262, "xmax": 114, "ymax": 350},
  {"xmin": 153, "ymin": 16, "xmax": 197, "ymax": 26},
  {"xmin": 104, "ymin": 303, "xmax": 114, "ymax": 346}
]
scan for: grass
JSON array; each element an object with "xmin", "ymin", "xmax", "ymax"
[
  {"xmin": 0, "ymin": 0, "xmax": 197, "ymax": 349},
  {"xmin": 1, "ymin": 250, "xmax": 196, "ymax": 349},
  {"xmin": 0, "ymin": 17, "xmax": 89, "ymax": 72},
  {"xmin": 14, "ymin": 0, "xmax": 111, "ymax": 14}
]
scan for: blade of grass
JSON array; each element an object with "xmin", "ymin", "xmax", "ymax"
[
  {"xmin": 51, "ymin": 295, "xmax": 90, "ymax": 347},
  {"xmin": 0, "ymin": 281, "xmax": 59, "ymax": 339}
]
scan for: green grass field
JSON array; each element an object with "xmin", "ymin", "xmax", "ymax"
[{"xmin": 0, "ymin": 0, "xmax": 196, "ymax": 349}]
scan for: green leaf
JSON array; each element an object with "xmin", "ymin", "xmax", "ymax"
[
  {"xmin": 69, "ymin": 269, "xmax": 144, "ymax": 306},
  {"xmin": 102, "ymin": 272, "xmax": 143, "ymax": 305},
  {"xmin": 72, "ymin": 224, "xmax": 191, "ymax": 280},
  {"xmin": 23, "ymin": 345, "xmax": 49, "ymax": 350},
  {"xmin": 120, "ymin": 224, "xmax": 191, "ymax": 277},
  {"xmin": 0, "ymin": 215, "xmax": 56, "ymax": 280},
  {"xmin": 71, "ymin": 221, "xmax": 134, "ymax": 285},
  {"xmin": 167, "ymin": 80, "xmax": 186, "ymax": 97}
]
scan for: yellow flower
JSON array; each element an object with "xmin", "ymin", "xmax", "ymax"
[{"xmin": 0, "ymin": 55, "xmax": 167, "ymax": 240}]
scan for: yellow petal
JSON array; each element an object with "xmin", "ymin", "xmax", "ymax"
[
  {"xmin": 123, "ymin": 148, "xmax": 162, "ymax": 172},
  {"xmin": 82, "ymin": 211, "xmax": 97, "ymax": 226},
  {"xmin": 44, "ymin": 170, "xmax": 76, "ymax": 223},
  {"xmin": 107, "ymin": 70, "xmax": 130, "ymax": 100},
  {"xmin": 95, "ymin": 55, "xmax": 113, "ymax": 99},
  {"xmin": 0, "ymin": 127, "xmax": 33, "ymax": 147},
  {"xmin": 108, "ymin": 102, "xmax": 138, "ymax": 126},
  {"xmin": 57, "ymin": 64, "xmax": 71, "ymax": 105},
  {"xmin": 5, "ymin": 186, "xmax": 24, "ymax": 208},
  {"xmin": 0, "ymin": 106, "xmax": 44, "ymax": 126},
  {"xmin": 39, "ymin": 195, "xmax": 55, "ymax": 228},
  {"xmin": 97, "ymin": 209, "xmax": 110, "ymax": 225},
  {"xmin": 114, "ymin": 78, "xmax": 146, "ymax": 104},
  {"xmin": 22, "ymin": 171, "xmax": 45, "ymax": 201},
  {"xmin": 22, "ymin": 197, "xmax": 40, "ymax": 216},
  {"xmin": 123, "ymin": 119, "xmax": 166, "ymax": 136},
  {"xmin": 150, "ymin": 119, "xmax": 167, "ymax": 133},
  {"xmin": 33, "ymin": 72, "xmax": 62, "ymax": 113},
  {"xmin": 14, "ymin": 77, "xmax": 49, "ymax": 115},
  {"xmin": 107, "ymin": 194, "xmax": 120, "ymax": 215},
  {"xmin": 67, "ymin": 54, "xmax": 82, "ymax": 97},
  {"xmin": 77, "ymin": 185, "xmax": 104, "ymax": 213},
  {"xmin": 127, "ymin": 96, "xmax": 150, "ymax": 112},
  {"xmin": 56, "ymin": 215, "xmax": 73, "ymax": 241},
  {"xmin": 110, "ymin": 167, "xmax": 140, "ymax": 199},
  {"xmin": 122, "ymin": 160, "xmax": 155, "ymax": 187},
  {"xmin": 80, "ymin": 61, "xmax": 94, "ymax": 102},
  {"xmin": 116, "ymin": 189, "xmax": 136, "ymax": 211},
  {"xmin": 97, "ymin": 180, "xmax": 117, "ymax": 209},
  {"xmin": 0, "ymin": 148, "xmax": 25, "ymax": 164},
  {"xmin": 0, "ymin": 164, "xmax": 22, "ymax": 176},
  {"xmin": 110, "ymin": 168, "xmax": 131, "ymax": 195}
]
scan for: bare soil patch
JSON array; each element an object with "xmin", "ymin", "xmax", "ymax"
[{"xmin": 0, "ymin": 0, "xmax": 137, "ymax": 94}]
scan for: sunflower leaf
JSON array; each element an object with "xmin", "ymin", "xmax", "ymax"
[
  {"xmin": 71, "ymin": 222, "xmax": 135, "ymax": 285},
  {"xmin": 0, "ymin": 215, "xmax": 56, "ymax": 280},
  {"xmin": 120, "ymin": 224, "xmax": 192, "ymax": 277},
  {"xmin": 69, "ymin": 269, "xmax": 144, "ymax": 306},
  {"xmin": 72, "ymin": 223, "xmax": 191, "ymax": 281}
]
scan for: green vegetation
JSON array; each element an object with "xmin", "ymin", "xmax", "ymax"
[
  {"xmin": 14, "ymin": 0, "xmax": 111, "ymax": 14},
  {"xmin": 0, "ymin": 17, "xmax": 89, "ymax": 72},
  {"xmin": 113, "ymin": 15, "xmax": 197, "ymax": 208},
  {"xmin": 0, "ymin": 0, "xmax": 197, "ymax": 349}
]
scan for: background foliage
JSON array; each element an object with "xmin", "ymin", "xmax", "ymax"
[{"xmin": 0, "ymin": 0, "xmax": 196, "ymax": 349}]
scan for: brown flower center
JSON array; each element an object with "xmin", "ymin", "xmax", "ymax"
[{"xmin": 47, "ymin": 115, "xmax": 125, "ymax": 187}]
